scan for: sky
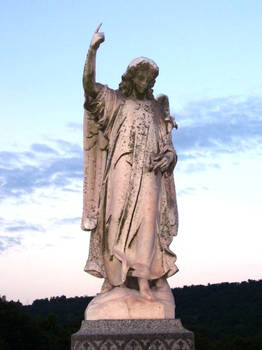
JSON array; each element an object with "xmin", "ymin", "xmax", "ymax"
[{"xmin": 0, "ymin": 0, "xmax": 261, "ymax": 305}]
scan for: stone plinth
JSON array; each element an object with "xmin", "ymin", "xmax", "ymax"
[{"xmin": 71, "ymin": 319, "xmax": 194, "ymax": 349}]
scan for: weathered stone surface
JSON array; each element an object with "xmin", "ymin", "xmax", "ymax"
[
  {"xmin": 81, "ymin": 25, "xmax": 179, "ymax": 310},
  {"xmin": 85, "ymin": 279, "xmax": 174, "ymax": 320},
  {"xmin": 71, "ymin": 319, "xmax": 194, "ymax": 349}
]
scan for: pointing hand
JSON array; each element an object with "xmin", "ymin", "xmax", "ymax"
[{"xmin": 90, "ymin": 23, "xmax": 105, "ymax": 51}]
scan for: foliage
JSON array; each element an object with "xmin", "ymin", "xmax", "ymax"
[
  {"xmin": 0, "ymin": 280, "xmax": 261, "ymax": 349},
  {"xmin": 174, "ymin": 279, "xmax": 262, "ymax": 349}
]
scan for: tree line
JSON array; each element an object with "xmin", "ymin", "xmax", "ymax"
[{"xmin": 0, "ymin": 279, "xmax": 261, "ymax": 349}]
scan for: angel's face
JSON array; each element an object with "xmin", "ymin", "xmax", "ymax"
[{"xmin": 132, "ymin": 69, "xmax": 152, "ymax": 96}]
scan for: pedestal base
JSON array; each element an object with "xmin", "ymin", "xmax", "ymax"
[
  {"xmin": 71, "ymin": 319, "xmax": 194, "ymax": 349},
  {"xmin": 85, "ymin": 281, "xmax": 175, "ymax": 320}
]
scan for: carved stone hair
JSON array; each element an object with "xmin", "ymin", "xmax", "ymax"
[{"xmin": 118, "ymin": 57, "xmax": 159, "ymax": 100}]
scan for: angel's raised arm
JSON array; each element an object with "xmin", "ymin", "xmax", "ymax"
[{"xmin": 83, "ymin": 24, "xmax": 105, "ymax": 98}]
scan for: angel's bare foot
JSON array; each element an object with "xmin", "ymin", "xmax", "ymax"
[{"xmin": 138, "ymin": 278, "xmax": 155, "ymax": 301}]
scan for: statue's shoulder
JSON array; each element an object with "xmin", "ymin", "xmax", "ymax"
[
  {"xmin": 90, "ymin": 83, "xmax": 117, "ymax": 97},
  {"xmin": 101, "ymin": 84, "xmax": 125, "ymax": 104},
  {"xmin": 85, "ymin": 83, "xmax": 123, "ymax": 108}
]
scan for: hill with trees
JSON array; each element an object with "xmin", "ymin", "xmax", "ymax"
[{"xmin": 0, "ymin": 279, "xmax": 261, "ymax": 349}]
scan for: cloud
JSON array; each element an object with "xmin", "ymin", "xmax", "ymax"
[
  {"xmin": 0, "ymin": 140, "xmax": 82, "ymax": 201},
  {"xmin": 0, "ymin": 151, "xmax": 20, "ymax": 166},
  {"xmin": 174, "ymin": 96, "xmax": 262, "ymax": 155},
  {"xmin": 31, "ymin": 143, "xmax": 58, "ymax": 154},
  {"xmin": 177, "ymin": 187, "xmax": 196, "ymax": 196},
  {"xmin": 182, "ymin": 162, "xmax": 220, "ymax": 173},
  {"xmin": 5, "ymin": 225, "xmax": 44, "ymax": 233},
  {"xmin": 67, "ymin": 122, "xmax": 82, "ymax": 131},
  {"xmin": 0, "ymin": 218, "xmax": 46, "ymax": 251},
  {"xmin": 0, "ymin": 236, "xmax": 21, "ymax": 252},
  {"xmin": 0, "ymin": 95, "xmax": 261, "ymax": 202},
  {"xmin": 55, "ymin": 217, "xmax": 81, "ymax": 225},
  {"xmin": 53, "ymin": 139, "xmax": 82, "ymax": 154},
  {"xmin": 0, "ymin": 218, "xmax": 45, "ymax": 234}
]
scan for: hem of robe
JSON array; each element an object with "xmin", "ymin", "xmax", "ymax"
[
  {"xmin": 84, "ymin": 261, "xmax": 104, "ymax": 278},
  {"xmin": 84, "ymin": 257, "xmax": 179, "ymax": 285}
]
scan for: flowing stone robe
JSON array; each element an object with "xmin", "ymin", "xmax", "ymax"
[{"xmin": 82, "ymin": 84, "xmax": 178, "ymax": 291}]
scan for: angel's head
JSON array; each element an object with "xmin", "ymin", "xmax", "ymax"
[{"xmin": 118, "ymin": 57, "xmax": 159, "ymax": 100}]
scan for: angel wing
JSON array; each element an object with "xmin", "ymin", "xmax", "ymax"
[
  {"xmin": 156, "ymin": 94, "xmax": 179, "ymax": 237},
  {"xmin": 156, "ymin": 94, "xmax": 178, "ymax": 131},
  {"xmin": 81, "ymin": 110, "xmax": 108, "ymax": 231}
]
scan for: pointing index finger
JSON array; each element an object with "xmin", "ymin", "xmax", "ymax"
[{"xmin": 95, "ymin": 23, "xmax": 102, "ymax": 33}]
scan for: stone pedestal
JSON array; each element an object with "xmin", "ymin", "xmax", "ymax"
[{"xmin": 71, "ymin": 319, "xmax": 194, "ymax": 350}]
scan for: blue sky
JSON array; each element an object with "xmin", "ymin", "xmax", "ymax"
[{"xmin": 0, "ymin": 1, "xmax": 262, "ymax": 304}]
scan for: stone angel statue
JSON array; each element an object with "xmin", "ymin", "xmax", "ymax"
[{"xmin": 81, "ymin": 24, "xmax": 179, "ymax": 319}]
